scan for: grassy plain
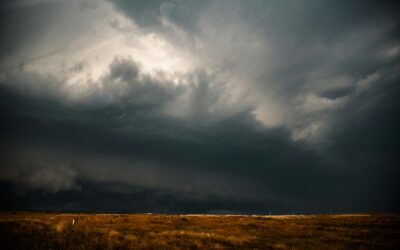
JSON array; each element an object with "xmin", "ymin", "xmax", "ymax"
[{"xmin": 0, "ymin": 212, "xmax": 399, "ymax": 249}]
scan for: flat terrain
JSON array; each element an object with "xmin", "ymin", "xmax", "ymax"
[{"xmin": 0, "ymin": 212, "xmax": 399, "ymax": 249}]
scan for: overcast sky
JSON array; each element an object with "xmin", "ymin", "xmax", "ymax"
[{"xmin": 0, "ymin": 0, "xmax": 399, "ymax": 214}]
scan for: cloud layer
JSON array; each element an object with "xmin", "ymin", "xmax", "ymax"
[{"xmin": 0, "ymin": 0, "xmax": 399, "ymax": 213}]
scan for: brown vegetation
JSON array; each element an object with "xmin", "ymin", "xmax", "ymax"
[{"xmin": 0, "ymin": 212, "xmax": 399, "ymax": 249}]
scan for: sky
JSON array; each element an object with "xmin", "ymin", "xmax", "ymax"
[{"xmin": 0, "ymin": 0, "xmax": 399, "ymax": 214}]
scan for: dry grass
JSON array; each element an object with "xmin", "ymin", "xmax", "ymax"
[{"xmin": 0, "ymin": 212, "xmax": 399, "ymax": 249}]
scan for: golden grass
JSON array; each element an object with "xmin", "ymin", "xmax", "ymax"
[{"xmin": 0, "ymin": 212, "xmax": 399, "ymax": 249}]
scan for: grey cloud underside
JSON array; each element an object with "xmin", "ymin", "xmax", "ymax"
[
  {"xmin": 1, "ymin": 56, "xmax": 399, "ymax": 213},
  {"xmin": 0, "ymin": 58, "xmax": 329, "ymax": 209},
  {"xmin": 0, "ymin": 0, "xmax": 400, "ymax": 213}
]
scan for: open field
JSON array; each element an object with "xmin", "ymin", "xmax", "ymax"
[{"xmin": 0, "ymin": 212, "xmax": 399, "ymax": 249}]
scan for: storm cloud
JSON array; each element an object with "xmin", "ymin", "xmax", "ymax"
[{"xmin": 0, "ymin": 0, "xmax": 399, "ymax": 214}]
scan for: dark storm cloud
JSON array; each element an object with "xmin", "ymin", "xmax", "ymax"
[
  {"xmin": 0, "ymin": 0, "xmax": 399, "ymax": 213},
  {"xmin": 0, "ymin": 181, "xmax": 285, "ymax": 214},
  {"xmin": 326, "ymin": 67, "xmax": 400, "ymax": 211},
  {"xmin": 0, "ymin": 57, "xmax": 335, "ymax": 212}
]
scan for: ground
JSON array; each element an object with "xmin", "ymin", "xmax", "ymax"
[{"xmin": 0, "ymin": 212, "xmax": 399, "ymax": 249}]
